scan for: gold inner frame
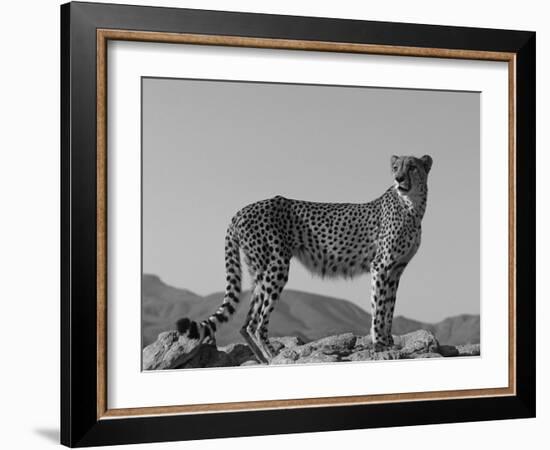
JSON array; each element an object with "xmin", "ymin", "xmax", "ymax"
[{"xmin": 96, "ymin": 29, "xmax": 517, "ymax": 420}]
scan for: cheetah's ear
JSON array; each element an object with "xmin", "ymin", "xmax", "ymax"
[
  {"xmin": 421, "ymin": 155, "xmax": 433, "ymax": 173},
  {"xmin": 391, "ymin": 155, "xmax": 399, "ymax": 167}
]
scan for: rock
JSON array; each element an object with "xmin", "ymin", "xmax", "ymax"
[
  {"xmin": 345, "ymin": 349, "xmax": 401, "ymax": 361},
  {"xmin": 241, "ymin": 360, "xmax": 261, "ymax": 366},
  {"xmin": 297, "ymin": 333, "xmax": 356, "ymax": 358},
  {"xmin": 271, "ymin": 348, "xmax": 300, "ymax": 365},
  {"xmin": 396, "ymin": 330, "xmax": 440, "ymax": 356},
  {"xmin": 409, "ymin": 352, "xmax": 444, "ymax": 359},
  {"xmin": 371, "ymin": 349, "xmax": 403, "ymax": 360},
  {"xmin": 271, "ymin": 336, "xmax": 305, "ymax": 348},
  {"xmin": 181, "ymin": 344, "xmax": 235, "ymax": 368},
  {"xmin": 218, "ymin": 342, "xmax": 241, "ymax": 353},
  {"xmin": 355, "ymin": 335, "xmax": 373, "ymax": 349},
  {"xmin": 144, "ymin": 327, "xmax": 479, "ymax": 370},
  {"xmin": 456, "ymin": 344, "xmax": 481, "ymax": 356},
  {"xmin": 299, "ymin": 352, "xmax": 340, "ymax": 364},
  {"xmin": 345, "ymin": 349, "xmax": 374, "ymax": 361},
  {"xmin": 142, "ymin": 331, "xmax": 203, "ymax": 370},
  {"xmin": 219, "ymin": 343, "xmax": 257, "ymax": 365},
  {"xmin": 438, "ymin": 344, "xmax": 459, "ymax": 357}
]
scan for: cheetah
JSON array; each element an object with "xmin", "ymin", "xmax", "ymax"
[{"xmin": 176, "ymin": 154, "xmax": 433, "ymax": 364}]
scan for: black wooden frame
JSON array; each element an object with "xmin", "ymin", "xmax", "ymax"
[{"xmin": 61, "ymin": 1, "xmax": 535, "ymax": 447}]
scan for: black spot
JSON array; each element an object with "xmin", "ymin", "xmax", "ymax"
[
  {"xmin": 215, "ymin": 312, "xmax": 228, "ymax": 323},
  {"xmin": 202, "ymin": 324, "xmax": 211, "ymax": 338},
  {"xmin": 208, "ymin": 318, "xmax": 217, "ymax": 332},
  {"xmin": 221, "ymin": 303, "xmax": 235, "ymax": 314},
  {"xmin": 227, "ymin": 292, "xmax": 239, "ymax": 302}
]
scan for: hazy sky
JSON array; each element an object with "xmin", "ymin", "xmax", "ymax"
[{"xmin": 142, "ymin": 78, "xmax": 480, "ymax": 323}]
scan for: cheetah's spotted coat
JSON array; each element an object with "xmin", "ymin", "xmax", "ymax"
[{"xmin": 177, "ymin": 155, "xmax": 432, "ymax": 364}]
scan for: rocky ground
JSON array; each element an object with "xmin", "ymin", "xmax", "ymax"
[{"xmin": 142, "ymin": 329, "xmax": 481, "ymax": 370}]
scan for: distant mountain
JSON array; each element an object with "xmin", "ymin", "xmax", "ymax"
[
  {"xmin": 392, "ymin": 315, "xmax": 480, "ymax": 346},
  {"xmin": 142, "ymin": 274, "xmax": 479, "ymax": 348}
]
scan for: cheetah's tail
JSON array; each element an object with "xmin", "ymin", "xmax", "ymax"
[{"xmin": 176, "ymin": 224, "xmax": 242, "ymax": 344}]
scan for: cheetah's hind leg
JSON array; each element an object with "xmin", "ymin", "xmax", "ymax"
[
  {"xmin": 252, "ymin": 262, "xmax": 288, "ymax": 363},
  {"xmin": 239, "ymin": 285, "xmax": 269, "ymax": 364},
  {"xmin": 240, "ymin": 327, "xmax": 268, "ymax": 364}
]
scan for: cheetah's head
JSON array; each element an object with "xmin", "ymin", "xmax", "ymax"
[{"xmin": 391, "ymin": 155, "xmax": 433, "ymax": 194}]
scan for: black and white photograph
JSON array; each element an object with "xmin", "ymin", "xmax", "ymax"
[
  {"xmin": 50, "ymin": 0, "xmax": 537, "ymax": 448},
  {"xmin": 141, "ymin": 78, "xmax": 481, "ymax": 370}
]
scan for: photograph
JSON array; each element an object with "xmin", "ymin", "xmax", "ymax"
[{"xmin": 141, "ymin": 77, "xmax": 481, "ymax": 370}]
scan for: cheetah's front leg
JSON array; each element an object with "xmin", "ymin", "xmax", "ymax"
[
  {"xmin": 369, "ymin": 262, "xmax": 404, "ymax": 350},
  {"xmin": 381, "ymin": 264, "xmax": 406, "ymax": 346}
]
